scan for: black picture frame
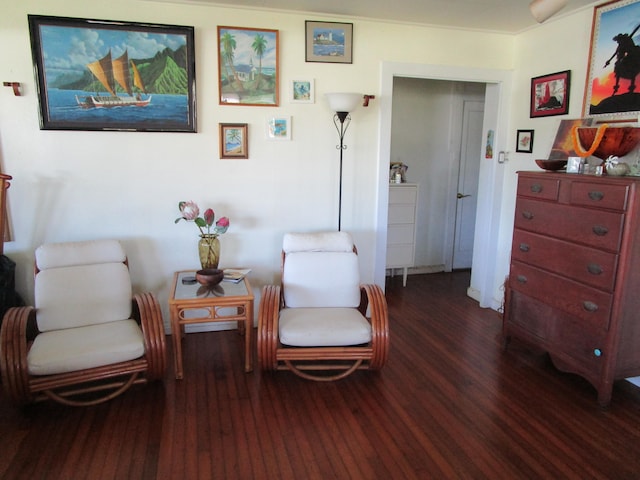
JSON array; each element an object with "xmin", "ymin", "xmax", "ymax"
[
  {"xmin": 516, "ymin": 129, "xmax": 534, "ymax": 153},
  {"xmin": 530, "ymin": 70, "xmax": 571, "ymax": 118},
  {"xmin": 28, "ymin": 15, "xmax": 196, "ymax": 132}
]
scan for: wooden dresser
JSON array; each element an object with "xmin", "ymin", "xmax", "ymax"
[
  {"xmin": 503, "ymin": 171, "xmax": 640, "ymax": 406},
  {"xmin": 387, "ymin": 183, "xmax": 418, "ymax": 286}
]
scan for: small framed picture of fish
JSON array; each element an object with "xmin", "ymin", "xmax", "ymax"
[
  {"xmin": 28, "ymin": 15, "xmax": 196, "ymax": 132},
  {"xmin": 266, "ymin": 115, "xmax": 291, "ymax": 140}
]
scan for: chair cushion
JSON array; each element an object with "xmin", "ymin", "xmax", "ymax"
[
  {"xmin": 283, "ymin": 231, "xmax": 354, "ymax": 253},
  {"xmin": 35, "ymin": 262, "xmax": 132, "ymax": 331},
  {"xmin": 36, "ymin": 239, "xmax": 126, "ymax": 271},
  {"xmin": 27, "ymin": 319, "xmax": 145, "ymax": 375},
  {"xmin": 283, "ymin": 252, "xmax": 360, "ymax": 308},
  {"xmin": 279, "ymin": 307, "xmax": 372, "ymax": 347}
]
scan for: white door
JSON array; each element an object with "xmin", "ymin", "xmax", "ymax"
[{"xmin": 452, "ymin": 100, "xmax": 484, "ymax": 269}]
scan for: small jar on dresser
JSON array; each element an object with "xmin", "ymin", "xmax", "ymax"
[{"xmin": 503, "ymin": 171, "xmax": 640, "ymax": 406}]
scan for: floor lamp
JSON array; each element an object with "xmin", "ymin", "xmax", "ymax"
[{"xmin": 325, "ymin": 92, "xmax": 363, "ymax": 231}]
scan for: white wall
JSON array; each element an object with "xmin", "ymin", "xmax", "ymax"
[
  {"xmin": 491, "ymin": 7, "xmax": 597, "ymax": 307},
  {"xmin": 0, "ymin": 0, "xmax": 516, "ymax": 328}
]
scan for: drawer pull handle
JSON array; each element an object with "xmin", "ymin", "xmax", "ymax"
[
  {"xmin": 594, "ymin": 348, "xmax": 602, "ymax": 357},
  {"xmin": 583, "ymin": 301, "xmax": 599, "ymax": 312},
  {"xmin": 522, "ymin": 211, "xmax": 534, "ymax": 220},
  {"xmin": 519, "ymin": 243, "xmax": 530, "ymax": 252},
  {"xmin": 516, "ymin": 274, "xmax": 527, "ymax": 284},
  {"xmin": 592, "ymin": 225, "xmax": 608, "ymax": 236},
  {"xmin": 588, "ymin": 191, "xmax": 604, "ymax": 201},
  {"xmin": 530, "ymin": 184, "xmax": 543, "ymax": 193},
  {"xmin": 587, "ymin": 263, "xmax": 603, "ymax": 275}
]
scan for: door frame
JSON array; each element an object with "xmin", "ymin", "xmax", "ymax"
[{"xmin": 376, "ymin": 62, "xmax": 512, "ymax": 310}]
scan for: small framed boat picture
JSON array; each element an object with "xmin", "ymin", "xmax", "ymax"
[{"xmin": 28, "ymin": 15, "xmax": 196, "ymax": 132}]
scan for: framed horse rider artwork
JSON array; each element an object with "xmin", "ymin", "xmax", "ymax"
[{"xmin": 584, "ymin": 0, "xmax": 640, "ymax": 118}]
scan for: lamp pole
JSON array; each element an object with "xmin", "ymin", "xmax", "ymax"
[{"xmin": 333, "ymin": 111, "xmax": 351, "ymax": 231}]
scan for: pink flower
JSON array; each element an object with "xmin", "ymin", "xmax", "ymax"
[
  {"xmin": 179, "ymin": 201, "xmax": 199, "ymax": 221},
  {"xmin": 203, "ymin": 208, "xmax": 215, "ymax": 227},
  {"xmin": 175, "ymin": 201, "xmax": 230, "ymax": 236}
]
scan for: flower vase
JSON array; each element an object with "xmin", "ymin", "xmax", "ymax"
[{"xmin": 198, "ymin": 234, "xmax": 220, "ymax": 269}]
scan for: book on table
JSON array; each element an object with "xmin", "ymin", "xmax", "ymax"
[{"xmin": 223, "ymin": 268, "xmax": 251, "ymax": 283}]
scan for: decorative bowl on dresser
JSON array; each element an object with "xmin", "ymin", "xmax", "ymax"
[{"xmin": 503, "ymin": 171, "xmax": 640, "ymax": 406}]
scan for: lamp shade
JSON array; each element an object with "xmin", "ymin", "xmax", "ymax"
[
  {"xmin": 325, "ymin": 92, "xmax": 362, "ymax": 113},
  {"xmin": 529, "ymin": 0, "xmax": 568, "ymax": 23}
]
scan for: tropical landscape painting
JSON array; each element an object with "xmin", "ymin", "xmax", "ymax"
[
  {"xmin": 218, "ymin": 26, "xmax": 279, "ymax": 106},
  {"xmin": 28, "ymin": 15, "xmax": 196, "ymax": 132}
]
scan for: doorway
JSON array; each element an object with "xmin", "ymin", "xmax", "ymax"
[
  {"xmin": 389, "ymin": 78, "xmax": 485, "ymax": 274},
  {"xmin": 376, "ymin": 62, "xmax": 512, "ymax": 310}
]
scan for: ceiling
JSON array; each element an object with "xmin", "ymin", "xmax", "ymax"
[{"xmin": 175, "ymin": 0, "xmax": 600, "ymax": 33}]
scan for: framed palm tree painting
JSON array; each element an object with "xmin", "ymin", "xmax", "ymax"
[
  {"xmin": 218, "ymin": 26, "xmax": 279, "ymax": 106},
  {"xmin": 219, "ymin": 123, "xmax": 248, "ymax": 159}
]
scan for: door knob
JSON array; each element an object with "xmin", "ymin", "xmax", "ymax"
[{"xmin": 457, "ymin": 193, "xmax": 471, "ymax": 199}]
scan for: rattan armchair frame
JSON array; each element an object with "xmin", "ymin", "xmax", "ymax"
[
  {"xmin": 0, "ymin": 266, "xmax": 167, "ymax": 407},
  {"xmin": 257, "ymin": 250, "xmax": 389, "ymax": 381}
]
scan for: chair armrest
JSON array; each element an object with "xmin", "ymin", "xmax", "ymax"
[
  {"xmin": 1, "ymin": 306, "xmax": 36, "ymax": 404},
  {"xmin": 257, "ymin": 284, "xmax": 281, "ymax": 370},
  {"xmin": 360, "ymin": 284, "xmax": 389, "ymax": 369},
  {"xmin": 132, "ymin": 293, "xmax": 167, "ymax": 380}
]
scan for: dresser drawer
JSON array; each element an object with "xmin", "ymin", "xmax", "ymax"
[
  {"xmin": 389, "ymin": 185, "xmax": 417, "ymax": 204},
  {"xmin": 515, "ymin": 198, "xmax": 624, "ymax": 252},
  {"xmin": 387, "ymin": 224, "xmax": 414, "ymax": 245},
  {"xmin": 505, "ymin": 289, "xmax": 605, "ymax": 380},
  {"xmin": 388, "ymin": 204, "xmax": 416, "ymax": 224},
  {"xmin": 509, "ymin": 261, "xmax": 612, "ymax": 330},
  {"xmin": 549, "ymin": 317, "xmax": 606, "ymax": 376},
  {"xmin": 511, "ymin": 229, "xmax": 618, "ymax": 291},
  {"xmin": 517, "ymin": 176, "xmax": 560, "ymax": 201},
  {"xmin": 570, "ymin": 181, "xmax": 629, "ymax": 212}
]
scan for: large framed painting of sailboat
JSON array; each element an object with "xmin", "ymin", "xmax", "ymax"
[{"xmin": 28, "ymin": 15, "xmax": 196, "ymax": 132}]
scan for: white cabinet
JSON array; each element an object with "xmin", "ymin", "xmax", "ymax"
[{"xmin": 386, "ymin": 183, "xmax": 418, "ymax": 286}]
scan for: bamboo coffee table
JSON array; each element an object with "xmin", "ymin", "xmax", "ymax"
[{"xmin": 169, "ymin": 270, "xmax": 254, "ymax": 379}]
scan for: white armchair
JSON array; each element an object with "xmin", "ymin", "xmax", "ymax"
[
  {"xmin": 258, "ymin": 232, "xmax": 389, "ymax": 381},
  {"xmin": 0, "ymin": 239, "xmax": 167, "ymax": 406}
]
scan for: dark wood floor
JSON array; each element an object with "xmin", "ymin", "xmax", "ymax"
[{"xmin": 2, "ymin": 271, "xmax": 640, "ymax": 479}]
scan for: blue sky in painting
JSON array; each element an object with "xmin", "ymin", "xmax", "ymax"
[
  {"xmin": 218, "ymin": 28, "xmax": 277, "ymax": 69},
  {"xmin": 593, "ymin": 1, "xmax": 640, "ymax": 72},
  {"xmin": 39, "ymin": 24, "xmax": 186, "ymax": 82}
]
